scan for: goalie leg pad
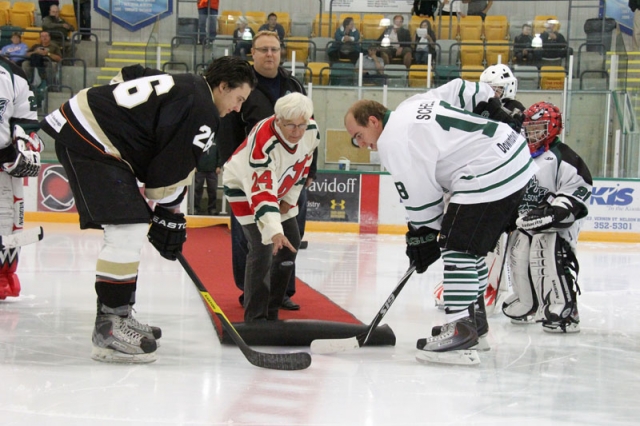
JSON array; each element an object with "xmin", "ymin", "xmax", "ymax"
[
  {"xmin": 502, "ymin": 230, "xmax": 538, "ymax": 322},
  {"xmin": 530, "ymin": 233, "xmax": 580, "ymax": 328},
  {"xmin": 0, "ymin": 173, "xmax": 22, "ymax": 299}
]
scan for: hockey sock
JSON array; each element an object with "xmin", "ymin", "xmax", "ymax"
[
  {"xmin": 96, "ymin": 280, "xmax": 136, "ymax": 311},
  {"xmin": 476, "ymin": 257, "xmax": 489, "ymax": 297},
  {"xmin": 442, "ymin": 250, "xmax": 481, "ymax": 312}
]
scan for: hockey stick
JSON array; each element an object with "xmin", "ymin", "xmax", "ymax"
[
  {"xmin": 0, "ymin": 226, "xmax": 44, "ymax": 250},
  {"xmin": 177, "ymin": 252, "xmax": 312, "ymax": 371},
  {"xmin": 310, "ymin": 264, "xmax": 416, "ymax": 355}
]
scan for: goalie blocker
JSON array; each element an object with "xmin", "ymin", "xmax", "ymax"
[{"xmin": 502, "ymin": 230, "xmax": 581, "ymax": 333}]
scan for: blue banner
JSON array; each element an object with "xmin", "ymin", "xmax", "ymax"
[{"xmin": 95, "ymin": 0, "xmax": 172, "ymax": 32}]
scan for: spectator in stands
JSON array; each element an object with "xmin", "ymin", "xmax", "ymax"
[
  {"xmin": 22, "ymin": 31, "xmax": 61, "ymax": 88},
  {"xmin": 414, "ymin": 19, "xmax": 437, "ymax": 64},
  {"xmin": 0, "ymin": 33, "xmax": 28, "ymax": 66},
  {"xmin": 464, "ymin": 0, "xmax": 493, "ymax": 20},
  {"xmin": 440, "ymin": 0, "xmax": 466, "ymax": 17},
  {"xmin": 413, "ymin": 0, "xmax": 437, "ymax": 18},
  {"xmin": 377, "ymin": 15, "xmax": 412, "ymax": 68},
  {"xmin": 356, "ymin": 43, "xmax": 385, "ymax": 86},
  {"xmin": 328, "ymin": 17, "xmax": 361, "ymax": 64},
  {"xmin": 259, "ymin": 13, "xmax": 286, "ymax": 42},
  {"xmin": 534, "ymin": 19, "xmax": 572, "ymax": 65},
  {"xmin": 38, "ymin": 0, "xmax": 59, "ymax": 21},
  {"xmin": 630, "ymin": 0, "xmax": 639, "ymax": 50},
  {"xmin": 233, "ymin": 17, "xmax": 254, "ymax": 60},
  {"xmin": 513, "ymin": 24, "xmax": 534, "ymax": 65},
  {"xmin": 197, "ymin": 0, "xmax": 219, "ymax": 44},
  {"xmin": 42, "ymin": 5, "xmax": 74, "ymax": 56},
  {"xmin": 73, "ymin": 0, "xmax": 91, "ymax": 40}
]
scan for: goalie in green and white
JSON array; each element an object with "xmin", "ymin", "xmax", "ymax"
[{"xmin": 502, "ymin": 102, "xmax": 593, "ymax": 333}]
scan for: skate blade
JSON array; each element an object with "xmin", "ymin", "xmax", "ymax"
[
  {"xmin": 471, "ymin": 336, "xmax": 490, "ymax": 352},
  {"xmin": 542, "ymin": 323, "xmax": 580, "ymax": 334},
  {"xmin": 91, "ymin": 346, "xmax": 157, "ymax": 364},
  {"xmin": 415, "ymin": 349, "xmax": 480, "ymax": 366},
  {"xmin": 510, "ymin": 317, "xmax": 537, "ymax": 325}
]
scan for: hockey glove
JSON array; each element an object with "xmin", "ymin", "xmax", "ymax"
[
  {"xmin": 1, "ymin": 126, "xmax": 43, "ymax": 178},
  {"xmin": 405, "ymin": 225, "xmax": 440, "ymax": 273},
  {"xmin": 516, "ymin": 193, "xmax": 576, "ymax": 231},
  {"xmin": 473, "ymin": 97, "xmax": 524, "ymax": 133},
  {"xmin": 148, "ymin": 206, "xmax": 187, "ymax": 261}
]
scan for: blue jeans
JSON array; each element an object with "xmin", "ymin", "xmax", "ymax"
[{"xmin": 198, "ymin": 8, "xmax": 217, "ymax": 43}]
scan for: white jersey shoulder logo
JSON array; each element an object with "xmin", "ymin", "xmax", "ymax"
[{"xmin": 0, "ymin": 98, "xmax": 8, "ymax": 124}]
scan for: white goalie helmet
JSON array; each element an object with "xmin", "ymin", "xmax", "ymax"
[{"xmin": 480, "ymin": 64, "xmax": 518, "ymax": 100}]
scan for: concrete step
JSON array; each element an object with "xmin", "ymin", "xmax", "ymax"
[
  {"xmin": 105, "ymin": 58, "xmax": 166, "ymax": 65},
  {"xmin": 108, "ymin": 50, "xmax": 171, "ymax": 57},
  {"xmin": 111, "ymin": 41, "xmax": 171, "ymax": 48}
]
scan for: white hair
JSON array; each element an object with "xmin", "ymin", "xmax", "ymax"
[{"xmin": 274, "ymin": 93, "xmax": 314, "ymax": 121}]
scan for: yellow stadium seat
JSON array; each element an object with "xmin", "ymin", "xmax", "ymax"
[
  {"xmin": 306, "ymin": 61, "xmax": 330, "ymax": 85},
  {"xmin": 361, "ymin": 14, "xmax": 386, "ymax": 40},
  {"xmin": 408, "ymin": 64, "xmax": 434, "ymax": 88},
  {"xmin": 533, "ymin": 15, "xmax": 560, "ymax": 36},
  {"xmin": 0, "ymin": 1, "xmax": 9, "ymax": 26},
  {"xmin": 460, "ymin": 41, "xmax": 484, "ymax": 67},
  {"xmin": 22, "ymin": 27, "xmax": 42, "ymax": 49},
  {"xmin": 485, "ymin": 41, "xmax": 510, "ymax": 66},
  {"xmin": 312, "ymin": 13, "xmax": 339, "ymax": 38},
  {"xmin": 435, "ymin": 16, "xmax": 458, "ymax": 40},
  {"xmin": 59, "ymin": 4, "xmax": 77, "ymax": 30},
  {"xmin": 458, "ymin": 16, "xmax": 483, "ymax": 41},
  {"xmin": 483, "ymin": 16, "xmax": 509, "ymax": 41},
  {"xmin": 9, "ymin": 10, "xmax": 32, "ymax": 28},
  {"xmin": 245, "ymin": 11, "xmax": 266, "ymax": 34},
  {"xmin": 286, "ymin": 37, "xmax": 310, "ymax": 63},
  {"xmin": 540, "ymin": 66, "xmax": 566, "ymax": 90},
  {"xmin": 460, "ymin": 65, "xmax": 485, "ymax": 82},
  {"xmin": 218, "ymin": 10, "xmax": 242, "ymax": 36}
]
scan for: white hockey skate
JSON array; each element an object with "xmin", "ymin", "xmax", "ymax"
[{"xmin": 542, "ymin": 305, "xmax": 580, "ymax": 334}]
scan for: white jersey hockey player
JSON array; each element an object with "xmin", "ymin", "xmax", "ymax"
[
  {"xmin": 503, "ymin": 102, "xmax": 592, "ymax": 333},
  {"xmin": 344, "ymin": 79, "xmax": 538, "ymax": 365},
  {"xmin": 0, "ymin": 56, "xmax": 43, "ymax": 300}
]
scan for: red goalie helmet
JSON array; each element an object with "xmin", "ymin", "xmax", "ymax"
[{"xmin": 522, "ymin": 102, "xmax": 563, "ymax": 156}]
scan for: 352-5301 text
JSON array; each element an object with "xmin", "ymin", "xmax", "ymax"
[{"xmin": 593, "ymin": 222, "xmax": 633, "ymax": 230}]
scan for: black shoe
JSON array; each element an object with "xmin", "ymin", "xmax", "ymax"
[
  {"xmin": 299, "ymin": 241, "xmax": 308, "ymax": 249},
  {"xmin": 281, "ymin": 297, "xmax": 300, "ymax": 310}
]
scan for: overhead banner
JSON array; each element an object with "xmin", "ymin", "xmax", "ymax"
[
  {"xmin": 325, "ymin": 0, "xmax": 413, "ymax": 14},
  {"xmin": 603, "ymin": 0, "xmax": 634, "ymax": 35},
  {"xmin": 306, "ymin": 172, "xmax": 361, "ymax": 222},
  {"xmin": 95, "ymin": 0, "xmax": 172, "ymax": 32}
]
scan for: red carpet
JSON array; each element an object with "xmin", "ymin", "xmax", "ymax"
[{"xmin": 182, "ymin": 225, "xmax": 366, "ymax": 342}]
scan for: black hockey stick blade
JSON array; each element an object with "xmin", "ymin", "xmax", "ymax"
[
  {"xmin": 177, "ymin": 252, "xmax": 312, "ymax": 371},
  {"xmin": 0, "ymin": 226, "xmax": 44, "ymax": 250},
  {"xmin": 310, "ymin": 264, "xmax": 417, "ymax": 354}
]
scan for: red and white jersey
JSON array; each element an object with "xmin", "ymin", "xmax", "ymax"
[{"xmin": 223, "ymin": 115, "xmax": 320, "ymax": 245}]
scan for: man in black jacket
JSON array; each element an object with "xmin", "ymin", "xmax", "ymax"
[
  {"xmin": 218, "ymin": 30, "xmax": 317, "ymax": 312},
  {"xmin": 377, "ymin": 15, "xmax": 413, "ymax": 68}
]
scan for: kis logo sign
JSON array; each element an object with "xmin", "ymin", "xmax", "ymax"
[{"xmin": 590, "ymin": 186, "xmax": 634, "ymax": 206}]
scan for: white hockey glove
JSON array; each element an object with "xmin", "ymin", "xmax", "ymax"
[
  {"xmin": 2, "ymin": 126, "xmax": 44, "ymax": 178},
  {"xmin": 516, "ymin": 193, "xmax": 576, "ymax": 231}
]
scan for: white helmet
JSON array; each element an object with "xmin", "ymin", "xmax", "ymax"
[{"xmin": 480, "ymin": 64, "xmax": 518, "ymax": 100}]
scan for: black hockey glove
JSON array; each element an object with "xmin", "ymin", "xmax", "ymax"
[
  {"xmin": 405, "ymin": 225, "xmax": 440, "ymax": 274},
  {"xmin": 473, "ymin": 97, "xmax": 524, "ymax": 133},
  {"xmin": 148, "ymin": 206, "xmax": 187, "ymax": 261},
  {"xmin": 516, "ymin": 193, "xmax": 576, "ymax": 231}
]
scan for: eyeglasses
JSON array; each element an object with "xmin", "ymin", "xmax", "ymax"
[
  {"xmin": 254, "ymin": 47, "xmax": 281, "ymax": 54},
  {"xmin": 282, "ymin": 122, "xmax": 308, "ymax": 131}
]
